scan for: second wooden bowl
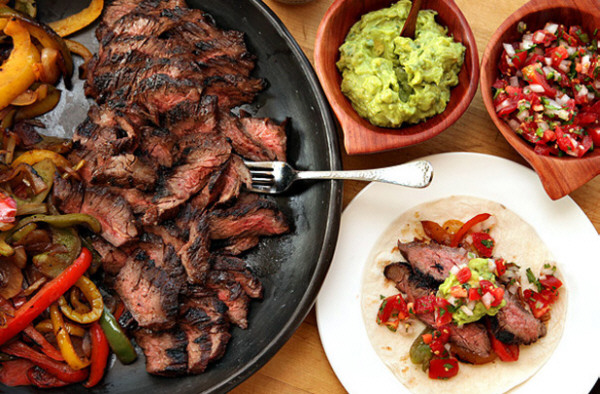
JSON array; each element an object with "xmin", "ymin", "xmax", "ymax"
[
  {"xmin": 481, "ymin": 0, "xmax": 600, "ymax": 200},
  {"xmin": 314, "ymin": 0, "xmax": 479, "ymax": 155}
]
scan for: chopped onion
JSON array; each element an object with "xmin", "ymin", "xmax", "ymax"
[
  {"xmin": 481, "ymin": 292, "xmax": 494, "ymax": 310},
  {"xmin": 516, "ymin": 110, "xmax": 530, "ymax": 122},
  {"xmin": 447, "ymin": 296, "xmax": 457, "ymax": 306},
  {"xmin": 508, "ymin": 119, "xmax": 521, "ymax": 131},
  {"xmin": 557, "ymin": 94, "xmax": 571, "ymax": 105},
  {"xmin": 541, "ymin": 267, "xmax": 555, "ymax": 276},
  {"xmin": 559, "ymin": 60, "xmax": 571, "ymax": 72},
  {"xmin": 544, "ymin": 57, "xmax": 552, "ymax": 66},
  {"xmin": 538, "ymin": 121, "xmax": 549, "ymax": 131},
  {"xmin": 467, "ymin": 300, "xmax": 476, "ymax": 310},
  {"xmin": 588, "ymin": 92, "xmax": 595, "ymax": 100},
  {"xmin": 521, "ymin": 34, "xmax": 534, "ymax": 50},
  {"xmin": 488, "ymin": 260, "xmax": 496, "ymax": 272},
  {"xmin": 503, "ymin": 43, "xmax": 516, "ymax": 57},
  {"xmin": 508, "ymin": 284, "xmax": 519, "ymax": 294},
  {"xmin": 534, "ymin": 31, "xmax": 546, "ymax": 43},
  {"xmin": 529, "ymin": 84, "xmax": 545, "ymax": 93},
  {"xmin": 544, "ymin": 23, "xmax": 559, "ymax": 34},
  {"xmin": 450, "ymin": 265, "xmax": 460, "ymax": 276},
  {"xmin": 460, "ymin": 305, "xmax": 474, "ymax": 317},
  {"xmin": 577, "ymin": 85, "xmax": 589, "ymax": 97},
  {"xmin": 509, "ymin": 76, "xmax": 519, "ymax": 87},
  {"xmin": 566, "ymin": 46, "xmax": 576, "ymax": 56}
]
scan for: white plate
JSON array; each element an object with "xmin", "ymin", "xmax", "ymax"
[{"xmin": 316, "ymin": 152, "xmax": 600, "ymax": 394}]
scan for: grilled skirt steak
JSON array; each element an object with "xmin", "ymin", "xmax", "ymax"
[
  {"xmin": 397, "ymin": 241, "xmax": 469, "ymax": 283},
  {"xmin": 58, "ymin": 0, "xmax": 291, "ymax": 377}
]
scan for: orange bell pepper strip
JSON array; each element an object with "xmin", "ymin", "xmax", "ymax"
[
  {"xmin": 0, "ymin": 20, "xmax": 40, "ymax": 111},
  {"xmin": 0, "ymin": 248, "xmax": 92, "ymax": 346},
  {"xmin": 48, "ymin": 0, "xmax": 103, "ymax": 38}
]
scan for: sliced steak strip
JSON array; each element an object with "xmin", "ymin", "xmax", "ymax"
[
  {"xmin": 208, "ymin": 193, "xmax": 289, "ymax": 241},
  {"xmin": 397, "ymin": 241, "xmax": 468, "ymax": 283},
  {"xmin": 52, "ymin": 176, "xmax": 138, "ymax": 247},
  {"xmin": 239, "ymin": 116, "xmax": 287, "ymax": 162},
  {"xmin": 491, "ymin": 291, "xmax": 547, "ymax": 345},
  {"xmin": 90, "ymin": 153, "xmax": 157, "ymax": 190},
  {"xmin": 204, "ymin": 271, "xmax": 250, "ymax": 329},
  {"xmin": 179, "ymin": 296, "xmax": 231, "ymax": 373},
  {"xmin": 89, "ymin": 235, "xmax": 128, "ymax": 275},
  {"xmin": 384, "ymin": 262, "xmax": 494, "ymax": 364},
  {"xmin": 113, "ymin": 256, "xmax": 180, "ymax": 330},
  {"xmin": 178, "ymin": 215, "xmax": 211, "ymax": 284},
  {"xmin": 133, "ymin": 328, "xmax": 188, "ymax": 376},
  {"xmin": 211, "ymin": 254, "xmax": 263, "ymax": 299}
]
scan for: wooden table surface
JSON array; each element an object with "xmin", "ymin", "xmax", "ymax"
[{"xmin": 233, "ymin": 0, "xmax": 600, "ymax": 392}]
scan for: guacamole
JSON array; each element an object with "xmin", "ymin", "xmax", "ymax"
[
  {"xmin": 438, "ymin": 258, "xmax": 506, "ymax": 326},
  {"xmin": 336, "ymin": 0, "xmax": 466, "ymax": 127}
]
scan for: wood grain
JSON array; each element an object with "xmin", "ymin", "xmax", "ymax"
[
  {"xmin": 233, "ymin": 0, "xmax": 600, "ymax": 392},
  {"xmin": 481, "ymin": 0, "xmax": 600, "ymax": 199},
  {"xmin": 313, "ymin": 0, "xmax": 480, "ymax": 154}
]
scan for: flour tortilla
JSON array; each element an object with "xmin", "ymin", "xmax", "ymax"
[{"xmin": 361, "ymin": 196, "xmax": 567, "ymax": 394}]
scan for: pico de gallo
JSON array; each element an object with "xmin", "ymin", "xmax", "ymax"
[
  {"xmin": 376, "ymin": 214, "xmax": 563, "ymax": 380},
  {"xmin": 493, "ymin": 22, "xmax": 600, "ymax": 157}
]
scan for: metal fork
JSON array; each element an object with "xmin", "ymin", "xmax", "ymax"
[{"xmin": 244, "ymin": 160, "xmax": 433, "ymax": 194}]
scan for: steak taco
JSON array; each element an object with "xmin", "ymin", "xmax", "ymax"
[{"xmin": 361, "ymin": 196, "xmax": 566, "ymax": 393}]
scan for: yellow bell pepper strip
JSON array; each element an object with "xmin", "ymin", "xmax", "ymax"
[
  {"xmin": 50, "ymin": 303, "xmax": 91, "ymax": 370},
  {"xmin": 0, "ymin": 6, "xmax": 73, "ymax": 78},
  {"xmin": 14, "ymin": 86, "xmax": 61, "ymax": 122},
  {"xmin": 98, "ymin": 306, "xmax": 137, "ymax": 364},
  {"xmin": 14, "ymin": 0, "xmax": 36, "ymax": 18},
  {"xmin": 83, "ymin": 322, "xmax": 109, "ymax": 388},
  {"xmin": 0, "ymin": 247, "xmax": 91, "ymax": 346},
  {"xmin": 58, "ymin": 276, "xmax": 103, "ymax": 324},
  {"xmin": 11, "ymin": 149, "xmax": 71, "ymax": 169},
  {"xmin": 35, "ymin": 319, "xmax": 85, "ymax": 337},
  {"xmin": 48, "ymin": 0, "xmax": 103, "ymax": 38},
  {"xmin": 0, "ymin": 20, "xmax": 40, "ymax": 111},
  {"xmin": 70, "ymin": 287, "xmax": 90, "ymax": 313}
]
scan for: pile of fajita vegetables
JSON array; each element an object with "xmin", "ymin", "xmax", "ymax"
[{"xmin": 0, "ymin": 0, "xmax": 139, "ymax": 388}]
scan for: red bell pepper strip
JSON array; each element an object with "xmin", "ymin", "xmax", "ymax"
[
  {"xmin": 0, "ymin": 295, "xmax": 63, "ymax": 361},
  {"xmin": 0, "ymin": 359, "xmax": 35, "ymax": 386},
  {"xmin": 450, "ymin": 214, "xmax": 491, "ymax": 247},
  {"xmin": 0, "ymin": 247, "xmax": 91, "ymax": 346},
  {"xmin": 27, "ymin": 366, "xmax": 70, "ymax": 388},
  {"xmin": 23, "ymin": 326, "xmax": 64, "ymax": 362},
  {"xmin": 84, "ymin": 322, "xmax": 109, "ymax": 388},
  {"xmin": 2, "ymin": 341, "xmax": 88, "ymax": 383}
]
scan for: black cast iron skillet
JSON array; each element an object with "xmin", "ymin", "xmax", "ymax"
[{"xmin": 8, "ymin": 0, "xmax": 342, "ymax": 392}]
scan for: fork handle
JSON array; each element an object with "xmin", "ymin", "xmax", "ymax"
[{"xmin": 295, "ymin": 160, "xmax": 433, "ymax": 188}]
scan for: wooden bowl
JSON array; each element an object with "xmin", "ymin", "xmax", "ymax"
[
  {"xmin": 481, "ymin": 0, "xmax": 600, "ymax": 200},
  {"xmin": 314, "ymin": 0, "xmax": 479, "ymax": 155}
]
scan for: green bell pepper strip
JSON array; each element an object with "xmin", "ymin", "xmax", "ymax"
[
  {"xmin": 12, "ymin": 213, "xmax": 101, "ymax": 233},
  {"xmin": 98, "ymin": 306, "xmax": 137, "ymax": 365}
]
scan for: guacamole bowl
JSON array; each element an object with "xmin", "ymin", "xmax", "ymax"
[
  {"xmin": 314, "ymin": 0, "xmax": 479, "ymax": 155},
  {"xmin": 480, "ymin": 0, "xmax": 600, "ymax": 200}
]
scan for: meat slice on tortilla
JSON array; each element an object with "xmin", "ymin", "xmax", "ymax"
[{"xmin": 397, "ymin": 241, "xmax": 469, "ymax": 283}]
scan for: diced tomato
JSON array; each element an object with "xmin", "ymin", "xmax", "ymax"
[
  {"xmin": 568, "ymin": 25, "xmax": 587, "ymax": 44},
  {"xmin": 539, "ymin": 275, "xmax": 563, "ymax": 292},
  {"xmin": 449, "ymin": 286, "xmax": 467, "ymax": 298},
  {"xmin": 534, "ymin": 144, "xmax": 559, "ymax": 156},
  {"xmin": 468, "ymin": 287, "xmax": 481, "ymax": 301},
  {"xmin": 547, "ymin": 45, "xmax": 569, "ymax": 68},
  {"xmin": 428, "ymin": 358, "xmax": 459, "ymax": 380},
  {"xmin": 495, "ymin": 259, "xmax": 507, "ymax": 277},
  {"xmin": 376, "ymin": 294, "xmax": 409, "ymax": 331},
  {"xmin": 575, "ymin": 111, "xmax": 598, "ymax": 126},
  {"xmin": 429, "ymin": 327, "xmax": 451, "ymax": 357},
  {"xmin": 455, "ymin": 267, "xmax": 471, "ymax": 284},
  {"xmin": 490, "ymin": 287, "xmax": 505, "ymax": 307},
  {"xmin": 518, "ymin": 121, "xmax": 541, "ymax": 144},
  {"xmin": 494, "ymin": 97, "xmax": 520, "ymax": 117},
  {"xmin": 0, "ymin": 192, "xmax": 17, "ymax": 224},
  {"xmin": 413, "ymin": 294, "xmax": 436, "ymax": 315},
  {"xmin": 434, "ymin": 297, "xmax": 453, "ymax": 327},
  {"xmin": 532, "ymin": 29, "xmax": 557, "ymax": 46},
  {"xmin": 523, "ymin": 289, "xmax": 551, "ymax": 318},
  {"xmin": 471, "ymin": 232, "xmax": 495, "ymax": 258},
  {"xmin": 479, "ymin": 280, "xmax": 495, "ymax": 294},
  {"xmin": 523, "ymin": 53, "xmax": 545, "ymax": 67},
  {"xmin": 560, "ymin": 30, "xmax": 581, "ymax": 46},
  {"xmin": 522, "ymin": 64, "xmax": 557, "ymax": 97},
  {"xmin": 588, "ymin": 127, "xmax": 600, "ymax": 145},
  {"xmin": 422, "ymin": 333, "xmax": 433, "ymax": 344},
  {"xmin": 556, "ymin": 127, "xmax": 592, "ymax": 157}
]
